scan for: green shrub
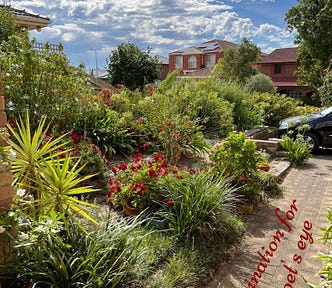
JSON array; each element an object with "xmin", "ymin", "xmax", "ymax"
[
  {"xmin": 245, "ymin": 73, "xmax": 277, "ymax": 94},
  {"xmin": 217, "ymin": 82, "xmax": 262, "ymax": 130},
  {"xmin": 210, "ymin": 132, "xmax": 261, "ymax": 201},
  {"xmin": 0, "ymin": 35, "xmax": 94, "ymax": 132}
]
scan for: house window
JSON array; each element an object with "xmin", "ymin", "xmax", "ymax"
[
  {"xmin": 175, "ymin": 56, "xmax": 183, "ymax": 69},
  {"xmin": 188, "ymin": 55, "xmax": 197, "ymax": 68},
  {"xmin": 205, "ymin": 54, "xmax": 216, "ymax": 67},
  {"xmin": 274, "ymin": 63, "xmax": 282, "ymax": 74}
]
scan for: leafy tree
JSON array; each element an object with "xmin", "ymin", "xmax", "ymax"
[
  {"xmin": 212, "ymin": 38, "xmax": 261, "ymax": 84},
  {"xmin": 286, "ymin": 1, "xmax": 332, "ymax": 102},
  {"xmin": 317, "ymin": 69, "xmax": 332, "ymax": 107},
  {"xmin": 245, "ymin": 73, "xmax": 276, "ymax": 94},
  {"xmin": 0, "ymin": 6, "xmax": 20, "ymax": 43},
  {"xmin": 0, "ymin": 32, "xmax": 94, "ymax": 131},
  {"xmin": 107, "ymin": 42, "xmax": 161, "ymax": 91}
]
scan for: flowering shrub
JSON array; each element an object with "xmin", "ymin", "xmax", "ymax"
[{"xmin": 107, "ymin": 153, "xmax": 185, "ymax": 210}]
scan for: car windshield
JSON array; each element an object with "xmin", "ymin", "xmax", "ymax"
[{"xmin": 320, "ymin": 106, "xmax": 332, "ymax": 117}]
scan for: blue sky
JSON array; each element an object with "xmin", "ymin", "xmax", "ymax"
[{"xmin": 11, "ymin": 0, "xmax": 298, "ymax": 70}]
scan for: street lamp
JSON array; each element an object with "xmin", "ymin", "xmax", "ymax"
[{"xmin": 88, "ymin": 48, "xmax": 98, "ymax": 77}]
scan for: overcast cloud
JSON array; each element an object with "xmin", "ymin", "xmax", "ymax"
[{"xmin": 11, "ymin": 0, "xmax": 297, "ymax": 69}]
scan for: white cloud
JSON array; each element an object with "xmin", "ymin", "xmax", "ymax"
[{"xmin": 12, "ymin": 0, "xmax": 295, "ymax": 67}]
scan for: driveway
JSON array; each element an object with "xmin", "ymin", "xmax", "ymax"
[{"xmin": 203, "ymin": 152, "xmax": 332, "ymax": 288}]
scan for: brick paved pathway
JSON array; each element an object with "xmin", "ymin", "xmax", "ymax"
[{"xmin": 203, "ymin": 154, "xmax": 332, "ymax": 288}]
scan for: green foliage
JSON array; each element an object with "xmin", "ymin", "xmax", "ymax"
[
  {"xmin": 146, "ymin": 248, "xmax": 199, "ymax": 288},
  {"xmin": 245, "ymin": 73, "xmax": 277, "ymax": 94},
  {"xmin": 210, "ymin": 132, "xmax": 261, "ymax": 200},
  {"xmin": 188, "ymin": 79, "xmax": 234, "ymax": 138},
  {"xmin": 6, "ymin": 113, "xmax": 69, "ymax": 200},
  {"xmin": 217, "ymin": 82, "xmax": 262, "ymax": 130},
  {"xmin": 0, "ymin": 35, "xmax": 94, "ymax": 131},
  {"xmin": 5, "ymin": 214, "xmax": 151, "ymax": 288},
  {"xmin": 79, "ymin": 100, "xmax": 135, "ymax": 156},
  {"xmin": 0, "ymin": 6, "xmax": 20, "ymax": 43},
  {"xmin": 286, "ymin": 1, "xmax": 332, "ymax": 101},
  {"xmin": 160, "ymin": 169, "xmax": 240, "ymax": 239},
  {"xmin": 317, "ymin": 68, "xmax": 332, "ymax": 107},
  {"xmin": 107, "ymin": 42, "xmax": 161, "ymax": 91},
  {"xmin": 280, "ymin": 134, "xmax": 311, "ymax": 166},
  {"xmin": 6, "ymin": 113, "xmax": 98, "ymax": 227},
  {"xmin": 213, "ymin": 38, "xmax": 260, "ymax": 84}
]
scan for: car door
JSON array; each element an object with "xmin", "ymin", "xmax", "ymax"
[{"xmin": 315, "ymin": 113, "xmax": 332, "ymax": 147}]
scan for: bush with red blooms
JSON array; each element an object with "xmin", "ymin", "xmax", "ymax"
[{"xmin": 107, "ymin": 153, "xmax": 187, "ymax": 210}]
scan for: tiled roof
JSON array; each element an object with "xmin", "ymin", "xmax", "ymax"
[
  {"xmin": 0, "ymin": 4, "xmax": 50, "ymax": 22},
  {"xmin": 260, "ymin": 47, "xmax": 298, "ymax": 63},
  {"xmin": 203, "ymin": 39, "xmax": 238, "ymax": 51},
  {"xmin": 170, "ymin": 39, "xmax": 238, "ymax": 54}
]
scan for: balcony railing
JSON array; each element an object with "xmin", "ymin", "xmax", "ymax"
[{"xmin": 32, "ymin": 42, "xmax": 61, "ymax": 53}]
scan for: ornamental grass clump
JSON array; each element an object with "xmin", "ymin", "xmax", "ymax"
[{"xmin": 160, "ymin": 169, "xmax": 241, "ymax": 239}]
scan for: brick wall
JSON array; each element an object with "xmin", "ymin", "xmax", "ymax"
[{"xmin": 0, "ymin": 83, "xmax": 14, "ymax": 212}]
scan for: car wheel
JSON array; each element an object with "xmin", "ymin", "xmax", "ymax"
[{"xmin": 303, "ymin": 132, "xmax": 320, "ymax": 152}]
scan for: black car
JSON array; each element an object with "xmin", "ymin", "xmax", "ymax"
[{"xmin": 277, "ymin": 106, "xmax": 332, "ymax": 151}]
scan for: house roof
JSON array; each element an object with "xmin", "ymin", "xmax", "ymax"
[
  {"xmin": 0, "ymin": 4, "xmax": 51, "ymax": 31},
  {"xmin": 170, "ymin": 39, "xmax": 238, "ymax": 55},
  {"xmin": 260, "ymin": 47, "xmax": 298, "ymax": 63},
  {"xmin": 170, "ymin": 46, "xmax": 204, "ymax": 55}
]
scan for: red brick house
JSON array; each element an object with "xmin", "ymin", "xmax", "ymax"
[
  {"xmin": 168, "ymin": 39, "xmax": 238, "ymax": 75},
  {"xmin": 257, "ymin": 47, "xmax": 312, "ymax": 100}
]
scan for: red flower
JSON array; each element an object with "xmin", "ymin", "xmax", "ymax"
[
  {"xmin": 240, "ymin": 176, "xmax": 248, "ymax": 182},
  {"xmin": 165, "ymin": 199, "xmax": 174, "ymax": 207},
  {"xmin": 71, "ymin": 133, "xmax": 81, "ymax": 144},
  {"xmin": 117, "ymin": 163, "xmax": 127, "ymax": 170},
  {"xmin": 134, "ymin": 153, "xmax": 144, "ymax": 162},
  {"xmin": 91, "ymin": 144, "xmax": 99, "ymax": 153},
  {"xmin": 159, "ymin": 127, "xmax": 163, "ymax": 132},
  {"xmin": 142, "ymin": 142, "xmax": 148, "ymax": 150},
  {"xmin": 59, "ymin": 153, "xmax": 66, "ymax": 158},
  {"xmin": 153, "ymin": 154, "xmax": 164, "ymax": 161},
  {"xmin": 111, "ymin": 167, "xmax": 117, "ymax": 174},
  {"xmin": 149, "ymin": 169, "xmax": 157, "ymax": 178}
]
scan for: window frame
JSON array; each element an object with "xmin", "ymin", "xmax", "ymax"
[{"xmin": 174, "ymin": 55, "xmax": 183, "ymax": 69}]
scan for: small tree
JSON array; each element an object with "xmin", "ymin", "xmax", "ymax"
[
  {"xmin": 0, "ymin": 6, "xmax": 20, "ymax": 43},
  {"xmin": 286, "ymin": 1, "xmax": 332, "ymax": 103},
  {"xmin": 0, "ymin": 33, "xmax": 94, "ymax": 131},
  {"xmin": 107, "ymin": 42, "xmax": 161, "ymax": 91},
  {"xmin": 213, "ymin": 38, "xmax": 261, "ymax": 84}
]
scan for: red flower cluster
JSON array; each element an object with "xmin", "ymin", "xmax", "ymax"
[
  {"xmin": 107, "ymin": 153, "xmax": 183, "ymax": 209},
  {"xmin": 71, "ymin": 133, "xmax": 81, "ymax": 144}
]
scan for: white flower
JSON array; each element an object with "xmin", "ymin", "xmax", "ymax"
[
  {"xmin": 0, "ymin": 226, "xmax": 5, "ymax": 233},
  {"xmin": 18, "ymin": 232, "xmax": 29, "ymax": 241},
  {"xmin": 8, "ymin": 148, "xmax": 16, "ymax": 161},
  {"xmin": 8, "ymin": 211, "xmax": 14, "ymax": 217},
  {"xmin": 16, "ymin": 188, "xmax": 26, "ymax": 197}
]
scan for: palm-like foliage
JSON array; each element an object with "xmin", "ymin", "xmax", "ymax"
[
  {"xmin": 7, "ymin": 112, "xmax": 99, "ymax": 227},
  {"xmin": 7, "ymin": 113, "xmax": 69, "ymax": 198},
  {"xmin": 38, "ymin": 156, "xmax": 99, "ymax": 228}
]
